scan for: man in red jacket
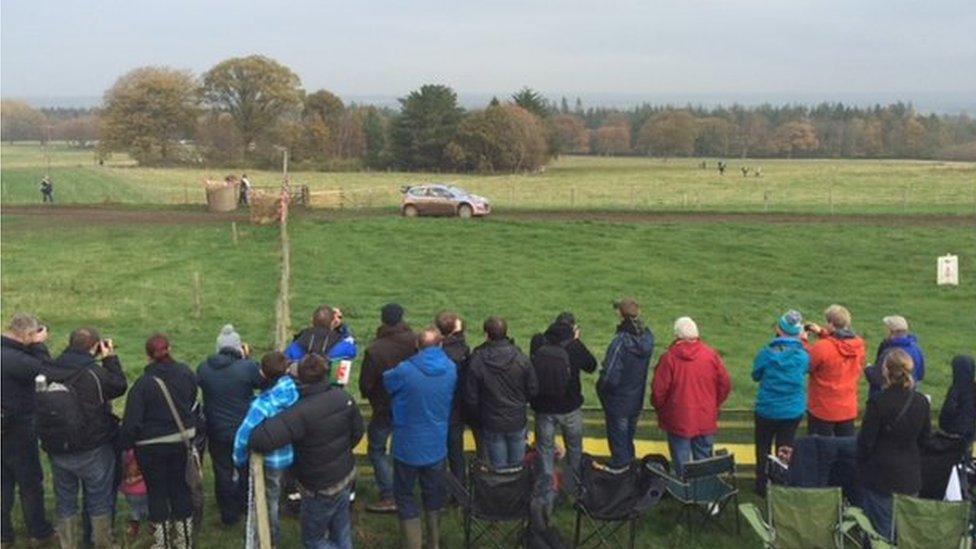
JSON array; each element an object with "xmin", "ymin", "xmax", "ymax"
[{"xmin": 651, "ymin": 317, "xmax": 731, "ymax": 476}]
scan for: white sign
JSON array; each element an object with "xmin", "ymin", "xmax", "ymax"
[{"xmin": 937, "ymin": 254, "xmax": 959, "ymax": 286}]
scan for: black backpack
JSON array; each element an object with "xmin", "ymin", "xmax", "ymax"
[
  {"xmin": 36, "ymin": 368, "xmax": 102, "ymax": 454},
  {"xmin": 531, "ymin": 341, "xmax": 572, "ymax": 398}
]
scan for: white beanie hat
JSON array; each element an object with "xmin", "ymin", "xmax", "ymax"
[
  {"xmin": 216, "ymin": 324, "xmax": 243, "ymax": 354},
  {"xmin": 673, "ymin": 316, "xmax": 699, "ymax": 340}
]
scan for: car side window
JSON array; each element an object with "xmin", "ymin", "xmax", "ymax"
[
  {"xmin": 408, "ymin": 188, "xmax": 424, "ymax": 197},
  {"xmin": 431, "ymin": 188, "xmax": 452, "ymax": 198}
]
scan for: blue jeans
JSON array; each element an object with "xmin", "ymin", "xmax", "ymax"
[
  {"xmin": 49, "ymin": 443, "xmax": 117, "ymax": 519},
  {"xmin": 393, "ymin": 460, "xmax": 446, "ymax": 520},
  {"xmin": 861, "ymin": 488, "xmax": 893, "ymax": 542},
  {"xmin": 367, "ymin": 420, "xmax": 394, "ymax": 500},
  {"xmin": 300, "ymin": 486, "xmax": 352, "ymax": 549},
  {"xmin": 605, "ymin": 413, "xmax": 640, "ymax": 468},
  {"xmin": 534, "ymin": 409, "xmax": 584, "ymax": 507},
  {"xmin": 667, "ymin": 433, "xmax": 714, "ymax": 477},
  {"xmin": 483, "ymin": 428, "xmax": 526, "ymax": 469}
]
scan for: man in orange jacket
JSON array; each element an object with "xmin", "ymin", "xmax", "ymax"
[{"xmin": 803, "ymin": 304, "xmax": 866, "ymax": 436}]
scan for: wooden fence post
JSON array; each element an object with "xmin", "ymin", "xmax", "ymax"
[
  {"xmin": 192, "ymin": 272, "xmax": 202, "ymax": 318},
  {"xmin": 231, "ymin": 222, "xmax": 238, "ymax": 246},
  {"xmin": 250, "ymin": 455, "xmax": 272, "ymax": 548},
  {"xmin": 763, "ymin": 190, "xmax": 770, "ymax": 213}
]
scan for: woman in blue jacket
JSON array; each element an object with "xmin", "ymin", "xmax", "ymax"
[{"xmin": 752, "ymin": 310, "xmax": 810, "ymax": 495}]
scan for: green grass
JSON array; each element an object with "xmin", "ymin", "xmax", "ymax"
[{"xmin": 3, "ymin": 143, "xmax": 975, "ymax": 214}]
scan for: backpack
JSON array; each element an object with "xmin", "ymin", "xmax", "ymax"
[
  {"xmin": 36, "ymin": 368, "xmax": 103, "ymax": 454},
  {"xmin": 531, "ymin": 342, "xmax": 572, "ymax": 398}
]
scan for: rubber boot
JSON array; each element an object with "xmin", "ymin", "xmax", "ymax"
[
  {"xmin": 424, "ymin": 511, "xmax": 440, "ymax": 549},
  {"xmin": 399, "ymin": 518, "xmax": 422, "ymax": 549},
  {"xmin": 150, "ymin": 522, "xmax": 169, "ymax": 549},
  {"xmin": 57, "ymin": 515, "xmax": 81, "ymax": 549},
  {"xmin": 90, "ymin": 514, "xmax": 117, "ymax": 549}
]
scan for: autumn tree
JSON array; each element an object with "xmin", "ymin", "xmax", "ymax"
[
  {"xmin": 590, "ymin": 120, "xmax": 631, "ymax": 156},
  {"xmin": 361, "ymin": 107, "xmax": 389, "ymax": 168},
  {"xmin": 55, "ymin": 115, "xmax": 99, "ymax": 147},
  {"xmin": 773, "ymin": 120, "xmax": 820, "ymax": 158},
  {"xmin": 695, "ymin": 117, "xmax": 733, "ymax": 156},
  {"xmin": 733, "ymin": 112, "xmax": 769, "ymax": 158},
  {"xmin": 99, "ymin": 67, "xmax": 199, "ymax": 165},
  {"xmin": 303, "ymin": 89, "xmax": 344, "ymax": 157},
  {"xmin": 552, "ymin": 114, "xmax": 589, "ymax": 154},
  {"xmin": 200, "ymin": 55, "xmax": 303, "ymax": 157},
  {"xmin": 391, "ymin": 84, "xmax": 464, "ymax": 170},
  {"xmin": 446, "ymin": 104, "xmax": 549, "ymax": 173},
  {"xmin": 196, "ymin": 112, "xmax": 243, "ymax": 164},
  {"xmin": 1, "ymin": 100, "xmax": 48, "ymax": 142},
  {"xmin": 636, "ymin": 110, "xmax": 699, "ymax": 157}
]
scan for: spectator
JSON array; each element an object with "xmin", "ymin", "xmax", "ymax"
[
  {"xmin": 857, "ymin": 349, "xmax": 931, "ymax": 540},
  {"xmin": 233, "ymin": 352, "xmax": 299, "ymax": 547},
  {"xmin": 359, "ymin": 303, "xmax": 415, "ymax": 513},
  {"xmin": 434, "ymin": 311, "xmax": 472, "ymax": 484},
  {"xmin": 529, "ymin": 312, "xmax": 597, "ymax": 509},
  {"xmin": 40, "ymin": 176, "xmax": 53, "ymax": 203},
  {"xmin": 1, "ymin": 313, "xmax": 57, "ymax": 547},
  {"xmin": 465, "ymin": 316, "xmax": 538, "ymax": 469},
  {"xmin": 196, "ymin": 324, "xmax": 262, "ymax": 526},
  {"xmin": 285, "ymin": 305, "xmax": 351, "ymax": 364},
  {"xmin": 120, "ymin": 450, "xmax": 148, "ymax": 539},
  {"xmin": 384, "ymin": 327, "xmax": 457, "ymax": 549},
  {"xmin": 40, "ymin": 328, "xmax": 127, "ymax": 548},
  {"xmin": 751, "ymin": 311, "xmax": 809, "ymax": 495},
  {"xmin": 651, "ymin": 317, "xmax": 731, "ymax": 476},
  {"xmin": 597, "ymin": 299, "xmax": 655, "ymax": 468},
  {"xmin": 866, "ymin": 316, "xmax": 925, "ymax": 397},
  {"xmin": 250, "ymin": 354, "xmax": 365, "ymax": 549},
  {"xmin": 239, "ymin": 173, "xmax": 251, "ymax": 206},
  {"xmin": 120, "ymin": 334, "xmax": 198, "ymax": 548},
  {"xmin": 938, "ymin": 355, "xmax": 975, "ymax": 449},
  {"xmin": 804, "ymin": 305, "xmax": 865, "ymax": 437}
]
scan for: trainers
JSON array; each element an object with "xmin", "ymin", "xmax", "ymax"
[{"xmin": 365, "ymin": 498, "xmax": 397, "ymax": 513}]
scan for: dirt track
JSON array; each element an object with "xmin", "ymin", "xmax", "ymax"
[{"xmin": 2, "ymin": 204, "xmax": 974, "ymax": 228}]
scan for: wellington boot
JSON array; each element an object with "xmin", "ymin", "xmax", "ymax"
[
  {"xmin": 57, "ymin": 515, "xmax": 81, "ymax": 549},
  {"xmin": 90, "ymin": 514, "xmax": 118, "ymax": 549},
  {"xmin": 424, "ymin": 511, "xmax": 440, "ymax": 549},
  {"xmin": 399, "ymin": 518, "xmax": 422, "ymax": 549}
]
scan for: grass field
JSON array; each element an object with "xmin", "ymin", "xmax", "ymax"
[
  {"xmin": 2, "ymin": 143, "xmax": 975, "ymax": 547},
  {"xmin": 3, "ymin": 142, "xmax": 976, "ymax": 214}
]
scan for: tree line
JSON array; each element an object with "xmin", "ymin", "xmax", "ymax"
[{"xmin": 2, "ymin": 55, "xmax": 975, "ymax": 171}]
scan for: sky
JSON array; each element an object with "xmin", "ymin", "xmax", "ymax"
[{"xmin": 2, "ymin": 0, "xmax": 975, "ymax": 109}]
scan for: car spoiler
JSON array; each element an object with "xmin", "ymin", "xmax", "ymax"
[{"xmin": 400, "ymin": 185, "xmax": 412, "ymax": 194}]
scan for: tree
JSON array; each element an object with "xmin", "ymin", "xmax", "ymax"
[
  {"xmin": 636, "ymin": 110, "xmax": 699, "ymax": 157},
  {"xmin": 302, "ymin": 89, "xmax": 344, "ymax": 158},
  {"xmin": 391, "ymin": 84, "xmax": 464, "ymax": 170},
  {"xmin": 590, "ymin": 125, "xmax": 631, "ymax": 155},
  {"xmin": 512, "ymin": 87, "xmax": 550, "ymax": 119},
  {"xmin": 447, "ymin": 104, "xmax": 549, "ymax": 172},
  {"xmin": 773, "ymin": 120, "xmax": 820, "ymax": 158},
  {"xmin": 695, "ymin": 117, "xmax": 733, "ymax": 156},
  {"xmin": 99, "ymin": 67, "xmax": 199, "ymax": 165},
  {"xmin": 200, "ymin": 55, "xmax": 303, "ymax": 157},
  {"xmin": 552, "ymin": 114, "xmax": 589, "ymax": 154},
  {"xmin": 196, "ymin": 112, "xmax": 243, "ymax": 164},
  {"xmin": 361, "ymin": 107, "xmax": 389, "ymax": 169},
  {"xmin": 734, "ymin": 112, "xmax": 769, "ymax": 158},
  {"xmin": 1, "ymin": 100, "xmax": 47, "ymax": 142},
  {"xmin": 55, "ymin": 115, "xmax": 99, "ymax": 148}
]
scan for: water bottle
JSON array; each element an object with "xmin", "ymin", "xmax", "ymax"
[{"xmin": 35, "ymin": 374, "xmax": 47, "ymax": 392}]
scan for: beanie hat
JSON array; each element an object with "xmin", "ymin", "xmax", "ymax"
[
  {"xmin": 381, "ymin": 303, "xmax": 404, "ymax": 326},
  {"xmin": 778, "ymin": 310, "xmax": 804, "ymax": 336},
  {"xmin": 673, "ymin": 317, "xmax": 699, "ymax": 340},
  {"xmin": 216, "ymin": 324, "xmax": 243, "ymax": 354}
]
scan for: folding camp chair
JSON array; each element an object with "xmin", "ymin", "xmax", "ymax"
[
  {"xmin": 443, "ymin": 463, "xmax": 533, "ymax": 548},
  {"xmin": 845, "ymin": 494, "xmax": 972, "ymax": 549},
  {"xmin": 572, "ymin": 454, "xmax": 665, "ymax": 548},
  {"xmin": 646, "ymin": 451, "xmax": 740, "ymax": 534},
  {"xmin": 739, "ymin": 485, "xmax": 845, "ymax": 548}
]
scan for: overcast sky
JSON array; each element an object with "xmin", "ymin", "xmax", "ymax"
[{"xmin": 2, "ymin": 0, "xmax": 974, "ymax": 105}]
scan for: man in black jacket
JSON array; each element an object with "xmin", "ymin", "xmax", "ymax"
[
  {"xmin": 465, "ymin": 316, "xmax": 538, "ymax": 469},
  {"xmin": 358, "ymin": 303, "xmax": 415, "ymax": 513},
  {"xmin": 44, "ymin": 328, "xmax": 128, "ymax": 548},
  {"xmin": 435, "ymin": 311, "xmax": 472, "ymax": 483},
  {"xmin": 250, "ymin": 354, "xmax": 364, "ymax": 549},
  {"xmin": 1, "ymin": 313, "xmax": 57, "ymax": 548},
  {"xmin": 529, "ymin": 312, "xmax": 597, "ymax": 509}
]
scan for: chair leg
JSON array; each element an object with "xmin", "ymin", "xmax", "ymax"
[
  {"xmin": 464, "ymin": 511, "xmax": 471, "ymax": 548},
  {"xmin": 574, "ymin": 510, "xmax": 583, "ymax": 548},
  {"xmin": 629, "ymin": 518, "xmax": 637, "ymax": 549},
  {"xmin": 734, "ymin": 493, "xmax": 741, "ymax": 534}
]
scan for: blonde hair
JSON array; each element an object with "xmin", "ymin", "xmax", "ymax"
[
  {"xmin": 824, "ymin": 304, "xmax": 851, "ymax": 330},
  {"xmin": 882, "ymin": 348, "xmax": 914, "ymax": 390}
]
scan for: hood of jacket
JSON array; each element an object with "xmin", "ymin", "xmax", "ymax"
[
  {"xmin": 669, "ymin": 339, "xmax": 704, "ymax": 360},
  {"xmin": 543, "ymin": 322, "xmax": 574, "ymax": 345},
  {"xmin": 267, "ymin": 376, "xmax": 299, "ymax": 408},
  {"xmin": 617, "ymin": 326, "xmax": 654, "ymax": 359},
  {"xmin": 206, "ymin": 348, "xmax": 242, "ymax": 370},
  {"xmin": 407, "ymin": 347, "xmax": 451, "ymax": 377},
  {"xmin": 885, "ymin": 334, "xmax": 919, "ymax": 351},
  {"xmin": 481, "ymin": 339, "xmax": 520, "ymax": 371},
  {"xmin": 47, "ymin": 349, "xmax": 97, "ymax": 381},
  {"xmin": 826, "ymin": 330, "xmax": 864, "ymax": 358}
]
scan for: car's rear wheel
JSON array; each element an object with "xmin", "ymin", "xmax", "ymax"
[
  {"xmin": 402, "ymin": 205, "xmax": 419, "ymax": 218},
  {"xmin": 457, "ymin": 204, "xmax": 473, "ymax": 218}
]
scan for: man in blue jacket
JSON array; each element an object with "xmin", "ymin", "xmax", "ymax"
[
  {"xmin": 384, "ymin": 327, "xmax": 457, "ymax": 549},
  {"xmin": 866, "ymin": 315, "xmax": 925, "ymax": 397},
  {"xmin": 597, "ymin": 298, "xmax": 655, "ymax": 468}
]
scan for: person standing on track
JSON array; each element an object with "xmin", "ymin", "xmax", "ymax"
[{"xmin": 40, "ymin": 176, "xmax": 54, "ymax": 203}]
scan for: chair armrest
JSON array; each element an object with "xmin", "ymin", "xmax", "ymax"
[
  {"xmin": 739, "ymin": 503, "xmax": 774, "ymax": 545},
  {"xmin": 843, "ymin": 507, "xmax": 893, "ymax": 549}
]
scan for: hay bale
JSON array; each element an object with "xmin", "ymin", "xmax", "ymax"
[
  {"xmin": 250, "ymin": 191, "xmax": 280, "ymax": 225},
  {"xmin": 204, "ymin": 180, "xmax": 238, "ymax": 212}
]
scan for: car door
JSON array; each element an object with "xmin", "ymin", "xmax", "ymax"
[{"xmin": 428, "ymin": 187, "xmax": 457, "ymax": 216}]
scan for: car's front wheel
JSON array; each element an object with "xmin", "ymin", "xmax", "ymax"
[
  {"xmin": 402, "ymin": 205, "xmax": 419, "ymax": 218},
  {"xmin": 457, "ymin": 204, "xmax": 473, "ymax": 218}
]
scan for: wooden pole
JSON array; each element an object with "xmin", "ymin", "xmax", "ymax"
[
  {"xmin": 231, "ymin": 222, "xmax": 238, "ymax": 246},
  {"xmin": 250, "ymin": 455, "xmax": 272, "ymax": 549},
  {"xmin": 763, "ymin": 190, "xmax": 770, "ymax": 213},
  {"xmin": 192, "ymin": 272, "xmax": 202, "ymax": 318}
]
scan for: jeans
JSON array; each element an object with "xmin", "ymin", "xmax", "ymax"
[
  {"xmin": 807, "ymin": 412, "xmax": 856, "ymax": 437},
  {"xmin": 605, "ymin": 413, "xmax": 640, "ymax": 468},
  {"xmin": 1, "ymin": 420, "xmax": 55, "ymax": 543},
  {"xmin": 300, "ymin": 486, "xmax": 352, "ymax": 549},
  {"xmin": 135, "ymin": 443, "xmax": 192, "ymax": 522},
  {"xmin": 49, "ymin": 443, "xmax": 117, "ymax": 519},
  {"xmin": 483, "ymin": 428, "xmax": 527, "ymax": 469},
  {"xmin": 210, "ymin": 438, "xmax": 247, "ymax": 525},
  {"xmin": 861, "ymin": 488, "xmax": 894, "ymax": 542},
  {"xmin": 367, "ymin": 420, "xmax": 394, "ymax": 500},
  {"xmin": 447, "ymin": 422, "xmax": 466, "ymax": 484},
  {"xmin": 667, "ymin": 433, "xmax": 714, "ymax": 477},
  {"xmin": 753, "ymin": 414, "xmax": 801, "ymax": 494},
  {"xmin": 125, "ymin": 494, "xmax": 149, "ymax": 521},
  {"xmin": 534, "ymin": 409, "xmax": 583, "ymax": 507},
  {"xmin": 393, "ymin": 460, "xmax": 447, "ymax": 520}
]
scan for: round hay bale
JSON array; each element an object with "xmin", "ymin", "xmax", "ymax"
[
  {"xmin": 250, "ymin": 191, "xmax": 280, "ymax": 225},
  {"xmin": 206, "ymin": 184, "xmax": 238, "ymax": 213}
]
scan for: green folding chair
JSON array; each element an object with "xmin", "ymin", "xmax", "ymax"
[
  {"xmin": 845, "ymin": 494, "xmax": 972, "ymax": 549},
  {"xmin": 738, "ymin": 485, "xmax": 844, "ymax": 548}
]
